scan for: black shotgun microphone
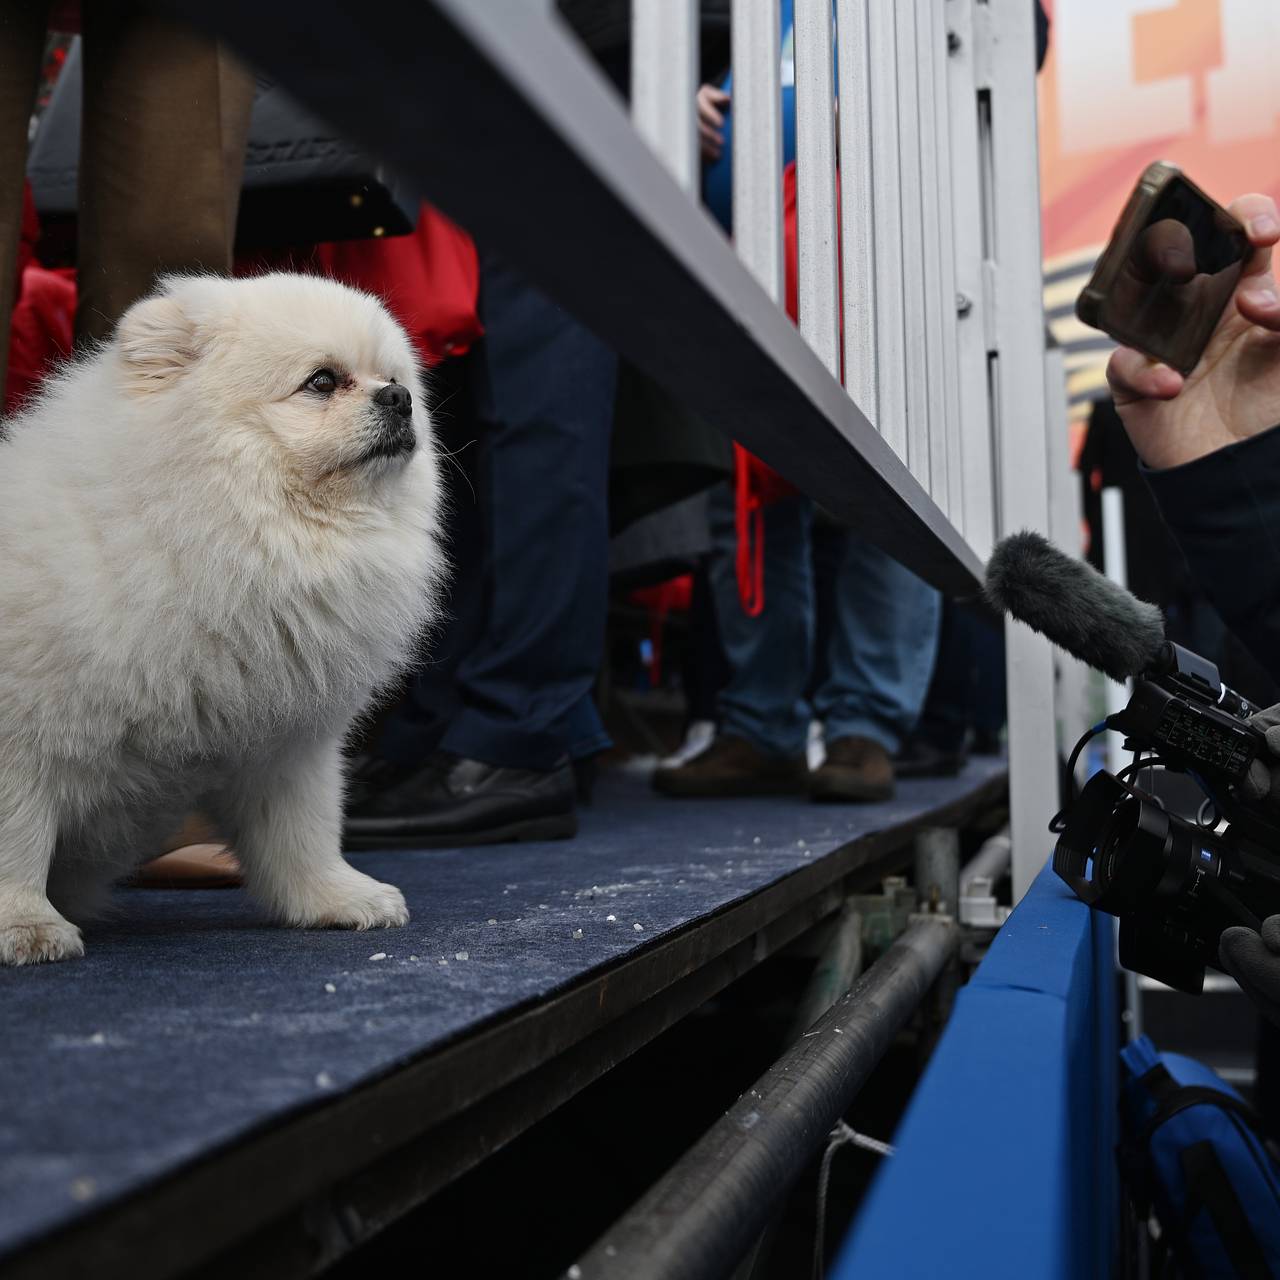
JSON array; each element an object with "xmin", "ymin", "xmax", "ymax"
[{"xmin": 984, "ymin": 530, "xmax": 1167, "ymax": 683}]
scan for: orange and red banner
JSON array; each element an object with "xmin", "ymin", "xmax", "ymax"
[{"xmin": 1038, "ymin": 0, "xmax": 1280, "ymax": 427}]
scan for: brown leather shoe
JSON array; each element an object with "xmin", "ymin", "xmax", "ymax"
[
  {"xmin": 653, "ymin": 734, "xmax": 808, "ymax": 797},
  {"xmin": 809, "ymin": 735, "xmax": 895, "ymax": 802}
]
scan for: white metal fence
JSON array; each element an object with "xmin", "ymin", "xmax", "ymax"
[{"xmin": 625, "ymin": 0, "xmax": 1069, "ymax": 897}]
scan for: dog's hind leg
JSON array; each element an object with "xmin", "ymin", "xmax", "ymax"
[
  {"xmin": 210, "ymin": 734, "xmax": 408, "ymax": 931},
  {"xmin": 0, "ymin": 775, "xmax": 84, "ymax": 965}
]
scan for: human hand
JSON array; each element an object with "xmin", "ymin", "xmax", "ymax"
[
  {"xmin": 1105, "ymin": 217, "xmax": 1227, "ymax": 367},
  {"xmin": 697, "ymin": 84, "xmax": 730, "ymax": 161},
  {"xmin": 1221, "ymin": 916, "xmax": 1280, "ymax": 1027},
  {"xmin": 1108, "ymin": 193, "xmax": 1280, "ymax": 471},
  {"xmin": 1241, "ymin": 702, "xmax": 1280, "ymax": 809}
]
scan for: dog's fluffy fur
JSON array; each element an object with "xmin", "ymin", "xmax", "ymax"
[{"xmin": 0, "ymin": 273, "xmax": 443, "ymax": 964}]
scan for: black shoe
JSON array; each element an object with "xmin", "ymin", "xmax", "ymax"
[
  {"xmin": 344, "ymin": 751, "xmax": 419, "ymax": 810},
  {"xmin": 894, "ymin": 736, "xmax": 967, "ymax": 779},
  {"xmin": 344, "ymin": 754, "xmax": 578, "ymax": 849},
  {"xmin": 572, "ymin": 755, "xmax": 598, "ymax": 807}
]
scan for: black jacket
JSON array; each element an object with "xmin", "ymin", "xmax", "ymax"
[{"xmin": 1145, "ymin": 424, "xmax": 1280, "ymax": 687}]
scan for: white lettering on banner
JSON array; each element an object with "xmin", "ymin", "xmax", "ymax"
[
  {"xmin": 1056, "ymin": 0, "xmax": 1192, "ymax": 155},
  {"xmin": 1207, "ymin": 0, "xmax": 1280, "ymax": 144}
]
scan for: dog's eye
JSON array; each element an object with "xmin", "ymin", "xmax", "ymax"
[{"xmin": 305, "ymin": 369, "xmax": 339, "ymax": 396}]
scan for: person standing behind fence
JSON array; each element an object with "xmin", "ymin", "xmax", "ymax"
[
  {"xmin": 0, "ymin": 1, "xmax": 254, "ymax": 390},
  {"xmin": 340, "ymin": 7, "xmax": 647, "ymax": 850},
  {"xmin": 656, "ymin": 6, "xmax": 941, "ymax": 803}
]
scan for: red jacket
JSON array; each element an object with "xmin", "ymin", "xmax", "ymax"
[
  {"xmin": 5, "ymin": 196, "xmax": 483, "ymax": 415},
  {"xmin": 4, "ymin": 181, "xmax": 75, "ymax": 415},
  {"xmin": 311, "ymin": 203, "xmax": 483, "ymax": 367}
]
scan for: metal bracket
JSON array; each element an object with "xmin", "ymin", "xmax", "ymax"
[{"xmin": 958, "ymin": 875, "xmax": 1011, "ymax": 928}]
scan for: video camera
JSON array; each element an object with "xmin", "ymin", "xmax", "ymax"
[
  {"xmin": 1054, "ymin": 643, "xmax": 1280, "ymax": 993},
  {"xmin": 985, "ymin": 531, "xmax": 1280, "ymax": 994}
]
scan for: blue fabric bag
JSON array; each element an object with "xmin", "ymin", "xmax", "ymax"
[{"xmin": 1120, "ymin": 1035, "xmax": 1280, "ymax": 1278}]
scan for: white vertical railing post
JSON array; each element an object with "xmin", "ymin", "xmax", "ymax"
[
  {"xmin": 794, "ymin": 0, "xmax": 841, "ymax": 376},
  {"xmin": 930, "ymin": 0, "xmax": 964, "ymax": 523},
  {"xmin": 894, "ymin": 0, "xmax": 933, "ymax": 489},
  {"xmin": 631, "ymin": 0, "xmax": 700, "ymax": 193},
  {"xmin": 731, "ymin": 0, "xmax": 784, "ymax": 303},
  {"xmin": 978, "ymin": 0, "xmax": 1058, "ymax": 901},
  {"xmin": 868, "ymin": 1, "xmax": 908, "ymax": 460},
  {"xmin": 835, "ymin": 0, "xmax": 877, "ymax": 422},
  {"xmin": 1101, "ymin": 488, "xmax": 1132, "ymax": 780},
  {"xmin": 1045, "ymin": 347, "xmax": 1090, "ymax": 783},
  {"xmin": 944, "ymin": 0, "xmax": 996, "ymax": 558},
  {"xmin": 914, "ymin": 0, "xmax": 951, "ymax": 518}
]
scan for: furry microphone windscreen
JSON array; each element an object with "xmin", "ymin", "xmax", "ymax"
[{"xmin": 984, "ymin": 530, "xmax": 1167, "ymax": 683}]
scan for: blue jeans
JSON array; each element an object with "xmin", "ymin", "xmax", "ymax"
[
  {"xmin": 708, "ymin": 485, "xmax": 940, "ymax": 758},
  {"xmin": 915, "ymin": 599, "xmax": 1007, "ymax": 750},
  {"xmin": 378, "ymin": 254, "xmax": 616, "ymax": 771}
]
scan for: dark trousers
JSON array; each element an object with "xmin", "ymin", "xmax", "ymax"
[
  {"xmin": 915, "ymin": 600, "xmax": 1007, "ymax": 750},
  {"xmin": 378, "ymin": 255, "xmax": 617, "ymax": 772}
]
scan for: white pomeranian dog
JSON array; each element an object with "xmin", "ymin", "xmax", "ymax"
[{"xmin": 0, "ymin": 273, "xmax": 444, "ymax": 964}]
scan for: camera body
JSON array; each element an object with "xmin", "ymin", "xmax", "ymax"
[{"xmin": 1053, "ymin": 643, "xmax": 1280, "ymax": 993}]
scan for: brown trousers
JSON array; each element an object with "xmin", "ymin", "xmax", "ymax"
[{"xmin": 0, "ymin": 2, "xmax": 253, "ymax": 390}]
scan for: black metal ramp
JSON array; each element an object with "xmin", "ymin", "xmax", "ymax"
[{"xmin": 0, "ymin": 761, "xmax": 1005, "ymax": 1279}]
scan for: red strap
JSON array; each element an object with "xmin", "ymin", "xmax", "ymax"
[{"xmin": 734, "ymin": 444, "xmax": 766, "ymax": 617}]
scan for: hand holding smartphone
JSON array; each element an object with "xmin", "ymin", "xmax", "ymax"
[
  {"xmin": 1077, "ymin": 162, "xmax": 1250, "ymax": 375},
  {"xmin": 1087, "ymin": 172, "xmax": 1280, "ymax": 473}
]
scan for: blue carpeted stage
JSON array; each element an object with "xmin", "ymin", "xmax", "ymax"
[{"xmin": 0, "ymin": 760, "xmax": 1005, "ymax": 1278}]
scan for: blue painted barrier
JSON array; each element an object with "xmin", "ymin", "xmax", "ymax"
[{"xmin": 833, "ymin": 863, "xmax": 1119, "ymax": 1278}]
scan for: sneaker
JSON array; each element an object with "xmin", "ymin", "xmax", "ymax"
[
  {"xmin": 652, "ymin": 734, "xmax": 808, "ymax": 797},
  {"xmin": 806, "ymin": 719, "xmax": 827, "ymax": 772},
  {"xmin": 658, "ymin": 720, "xmax": 717, "ymax": 770},
  {"xmin": 809, "ymin": 735, "xmax": 895, "ymax": 803}
]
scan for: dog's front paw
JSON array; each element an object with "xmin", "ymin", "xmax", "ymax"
[
  {"xmin": 0, "ymin": 917, "xmax": 85, "ymax": 965},
  {"xmin": 280, "ymin": 869, "xmax": 410, "ymax": 931}
]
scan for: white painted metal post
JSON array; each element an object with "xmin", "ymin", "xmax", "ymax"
[
  {"xmin": 835, "ymin": 0, "xmax": 877, "ymax": 422},
  {"xmin": 868, "ymin": 0, "xmax": 908, "ymax": 460},
  {"xmin": 631, "ymin": 0, "xmax": 700, "ymax": 193},
  {"xmin": 914, "ymin": 0, "xmax": 950, "ymax": 518},
  {"xmin": 1045, "ymin": 347, "xmax": 1090, "ymax": 781},
  {"xmin": 944, "ymin": 0, "xmax": 996, "ymax": 558},
  {"xmin": 930, "ymin": 0, "xmax": 964, "ymax": 524},
  {"xmin": 894, "ymin": 0, "xmax": 932, "ymax": 489},
  {"xmin": 979, "ymin": 0, "xmax": 1058, "ymax": 901},
  {"xmin": 731, "ymin": 0, "xmax": 784, "ymax": 303},
  {"xmin": 794, "ymin": 0, "xmax": 841, "ymax": 376},
  {"xmin": 1102, "ymin": 487, "xmax": 1132, "ymax": 780}
]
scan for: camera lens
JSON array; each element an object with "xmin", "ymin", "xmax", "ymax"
[{"xmin": 1092, "ymin": 795, "xmax": 1169, "ymax": 913}]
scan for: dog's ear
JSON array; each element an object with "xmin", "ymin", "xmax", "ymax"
[{"xmin": 116, "ymin": 294, "xmax": 198, "ymax": 392}]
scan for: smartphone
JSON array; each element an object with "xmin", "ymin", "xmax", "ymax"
[{"xmin": 1076, "ymin": 162, "xmax": 1249, "ymax": 375}]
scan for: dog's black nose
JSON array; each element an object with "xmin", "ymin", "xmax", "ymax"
[{"xmin": 373, "ymin": 382, "xmax": 412, "ymax": 418}]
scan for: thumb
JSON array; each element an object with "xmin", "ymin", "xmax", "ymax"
[
  {"xmin": 1262, "ymin": 915, "xmax": 1280, "ymax": 954},
  {"xmin": 1243, "ymin": 757, "xmax": 1272, "ymax": 802},
  {"xmin": 1221, "ymin": 926, "xmax": 1280, "ymax": 1027}
]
